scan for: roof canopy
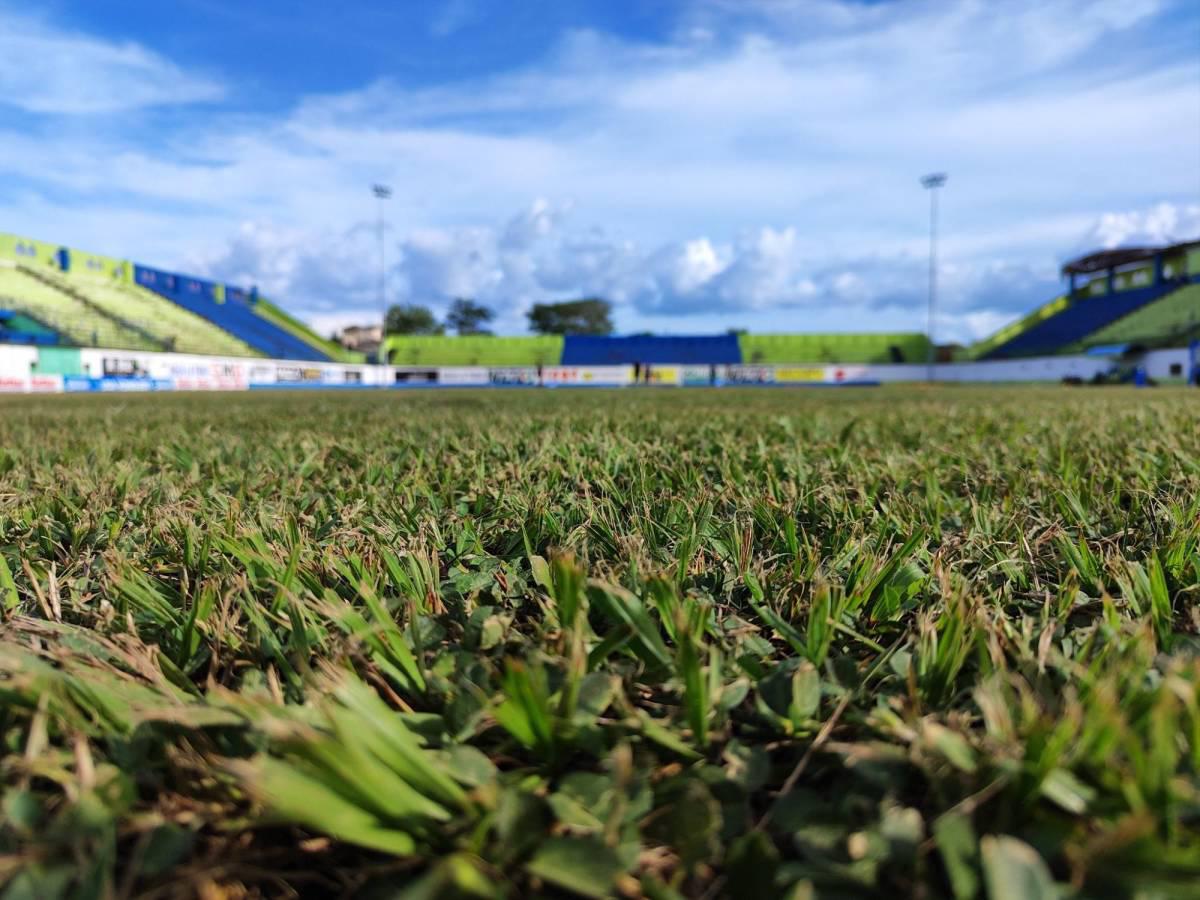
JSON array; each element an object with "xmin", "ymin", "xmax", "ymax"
[{"xmin": 1062, "ymin": 240, "xmax": 1200, "ymax": 276}]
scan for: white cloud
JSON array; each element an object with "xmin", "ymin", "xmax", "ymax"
[
  {"xmin": 0, "ymin": 0, "xmax": 1195, "ymax": 345},
  {"xmin": 1078, "ymin": 202, "xmax": 1200, "ymax": 250},
  {"xmin": 430, "ymin": 0, "xmax": 480, "ymax": 37},
  {"xmin": 0, "ymin": 8, "xmax": 223, "ymax": 114},
  {"xmin": 183, "ymin": 196, "xmax": 1190, "ymax": 348}
]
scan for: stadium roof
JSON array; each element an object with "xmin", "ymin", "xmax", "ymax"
[{"xmin": 1062, "ymin": 239, "xmax": 1200, "ymax": 276}]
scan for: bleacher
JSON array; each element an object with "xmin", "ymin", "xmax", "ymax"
[
  {"xmin": 1078, "ymin": 284, "xmax": 1200, "ymax": 348},
  {"xmin": 0, "ymin": 264, "xmax": 160, "ymax": 350},
  {"xmin": 253, "ymin": 296, "xmax": 364, "ymax": 363},
  {"xmin": 982, "ymin": 282, "xmax": 1177, "ymax": 359},
  {"xmin": 975, "ymin": 241, "xmax": 1199, "ymax": 360},
  {"xmin": 381, "ymin": 335, "xmax": 565, "ymax": 366},
  {"xmin": 134, "ymin": 267, "xmax": 329, "ymax": 361},
  {"xmin": 41, "ymin": 268, "xmax": 259, "ymax": 357},
  {"xmin": 738, "ymin": 332, "xmax": 930, "ymax": 364}
]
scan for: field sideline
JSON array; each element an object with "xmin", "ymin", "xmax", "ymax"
[{"xmin": 1, "ymin": 387, "xmax": 1198, "ymax": 898}]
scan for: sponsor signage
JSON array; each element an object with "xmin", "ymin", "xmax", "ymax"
[
  {"xmin": 29, "ymin": 375, "xmax": 62, "ymax": 393},
  {"xmin": 63, "ymin": 376, "xmax": 174, "ymax": 393},
  {"xmin": 437, "ymin": 367, "xmax": 490, "ymax": 386},
  {"xmin": 276, "ymin": 365, "xmax": 324, "ymax": 383},
  {"xmin": 394, "ymin": 369, "xmax": 438, "ymax": 384},
  {"xmin": 489, "ymin": 367, "xmax": 539, "ymax": 386},
  {"xmin": 542, "ymin": 366, "xmax": 633, "ymax": 386},
  {"xmin": 826, "ymin": 365, "xmax": 869, "ymax": 383},
  {"xmin": 646, "ymin": 366, "xmax": 681, "ymax": 386},
  {"xmin": 775, "ymin": 366, "xmax": 825, "ymax": 383},
  {"xmin": 724, "ymin": 365, "xmax": 775, "ymax": 385}
]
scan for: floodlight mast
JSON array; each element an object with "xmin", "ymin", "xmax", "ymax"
[
  {"xmin": 372, "ymin": 184, "xmax": 392, "ymax": 363},
  {"xmin": 921, "ymin": 173, "xmax": 947, "ymax": 383}
]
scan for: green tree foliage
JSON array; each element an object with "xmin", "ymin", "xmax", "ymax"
[
  {"xmin": 526, "ymin": 297, "xmax": 613, "ymax": 335},
  {"xmin": 385, "ymin": 303, "xmax": 443, "ymax": 335},
  {"xmin": 445, "ymin": 298, "xmax": 494, "ymax": 335}
]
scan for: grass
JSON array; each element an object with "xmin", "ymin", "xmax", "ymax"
[{"xmin": 0, "ymin": 386, "xmax": 1198, "ymax": 899}]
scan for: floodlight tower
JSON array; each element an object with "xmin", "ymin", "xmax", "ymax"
[
  {"xmin": 372, "ymin": 183, "xmax": 392, "ymax": 361},
  {"xmin": 920, "ymin": 173, "xmax": 947, "ymax": 383}
]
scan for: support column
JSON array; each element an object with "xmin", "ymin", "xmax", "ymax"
[{"xmin": 1106, "ymin": 267, "xmax": 1115, "ymax": 295}]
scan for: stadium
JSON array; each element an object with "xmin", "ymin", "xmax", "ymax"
[
  {"xmin": 3, "ymin": 1, "xmax": 1200, "ymax": 898},
  {"xmin": 2, "ymin": 230, "xmax": 1198, "ymax": 392}
]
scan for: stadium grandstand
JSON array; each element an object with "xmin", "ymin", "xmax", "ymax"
[
  {"xmin": 973, "ymin": 240, "xmax": 1200, "ymax": 359},
  {"xmin": 0, "ymin": 232, "xmax": 361, "ymax": 363},
  {"xmin": 3, "ymin": 229, "xmax": 1198, "ymax": 369}
]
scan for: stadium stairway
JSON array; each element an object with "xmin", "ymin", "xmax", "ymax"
[
  {"xmin": 980, "ymin": 281, "xmax": 1182, "ymax": 359},
  {"xmin": 0, "ymin": 263, "xmax": 161, "ymax": 350}
]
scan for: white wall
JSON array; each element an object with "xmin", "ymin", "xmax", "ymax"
[{"xmin": 3, "ymin": 343, "xmax": 1197, "ymax": 392}]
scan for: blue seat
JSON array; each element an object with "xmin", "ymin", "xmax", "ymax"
[
  {"xmin": 984, "ymin": 283, "xmax": 1177, "ymax": 359},
  {"xmin": 133, "ymin": 266, "xmax": 329, "ymax": 361}
]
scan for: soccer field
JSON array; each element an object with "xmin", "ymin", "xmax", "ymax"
[{"xmin": 1, "ymin": 387, "xmax": 1198, "ymax": 898}]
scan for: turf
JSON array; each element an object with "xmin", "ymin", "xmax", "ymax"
[{"xmin": 1, "ymin": 387, "xmax": 1198, "ymax": 899}]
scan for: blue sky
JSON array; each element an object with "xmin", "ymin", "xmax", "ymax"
[{"xmin": 1, "ymin": 0, "xmax": 1198, "ymax": 340}]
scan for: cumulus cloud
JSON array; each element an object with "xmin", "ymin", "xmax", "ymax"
[
  {"xmin": 0, "ymin": 0, "xmax": 1196, "ymax": 345},
  {"xmin": 190, "ymin": 195, "xmax": 1160, "ymax": 347},
  {"xmin": 1078, "ymin": 202, "xmax": 1200, "ymax": 250},
  {"xmin": 0, "ymin": 8, "xmax": 223, "ymax": 114}
]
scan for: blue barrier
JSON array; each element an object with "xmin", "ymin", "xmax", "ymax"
[
  {"xmin": 63, "ymin": 376, "xmax": 175, "ymax": 393},
  {"xmin": 562, "ymin": 335, "xmax": 742, "ymax": 365}
]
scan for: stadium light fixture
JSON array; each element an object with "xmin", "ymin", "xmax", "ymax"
[
  {"xmin": 920, "ymin": 173, "xmax": 947, "ymax": 382},
  {"xmin": 373, "ymin": 184, "xmax": 392, "ymax": 360}
]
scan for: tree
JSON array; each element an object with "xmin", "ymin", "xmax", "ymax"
[
  {"xmin": 385, "ymin": 304, "xmax": 443, "ymax": 336},
  {"xmin": 526, "ymin": 298, "xmax": 613, "ymax": 335},
  {"xmin": 445, "ymin": 298, "xmax": 494, "ymax": 335}
]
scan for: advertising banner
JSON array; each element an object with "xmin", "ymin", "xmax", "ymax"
[
  {"xmin": 542, "ymin": 366, "xmax": 634, "ymax": 386},
  {"xmin": 167, "ymin": 361, "xmax": 248, "ymax": 391},
  {"xmin": 393, "ymin": 369, "xmax": 438, "ymax": 385},
  {"xmin": 645, "ymin": 366, "xmax": 681, "ymax": 386},
  {"xmin": 825, "ymin": 365, "xmax": 870, "ymax": 384},
  {"xmin": 0, "ymin": 374, "xmax": 56, "ymax": 393},
  {"xmin": 63, "ymin": 376, "xmax": 174, "ymax": 393},
  {"xmin": 276, "ymin": 365, "xmax": 324, "ymax": 384},
  {"xmin": 775, "ymin": 366, "xmax": 826, "ymax": 383},
  {"xmin": 29, "ymin": 375, "xmax": 63, "ymax": 393},
  {"xmin": 724, "ymin": 365, "xmax": 775, "ymax": 385},
  {"xmin": 681, "ymin": 366, "xmax": 714, "ymax": 386},
  {"xmin": 437, "ymin": 367, "xmax": 490, "ymax": 387},
  {"xmin": 489, "ymin": 367, "xmax": 539, "ymax": 386}
]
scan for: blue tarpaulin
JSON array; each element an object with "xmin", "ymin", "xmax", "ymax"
[
  {"xmin": 561, "ymin": 334, "xmax": 742, "ymax": 365},
  {"xmin": 1085, "ymin": 343, "xmax": 1136, "ymax": 357}
]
